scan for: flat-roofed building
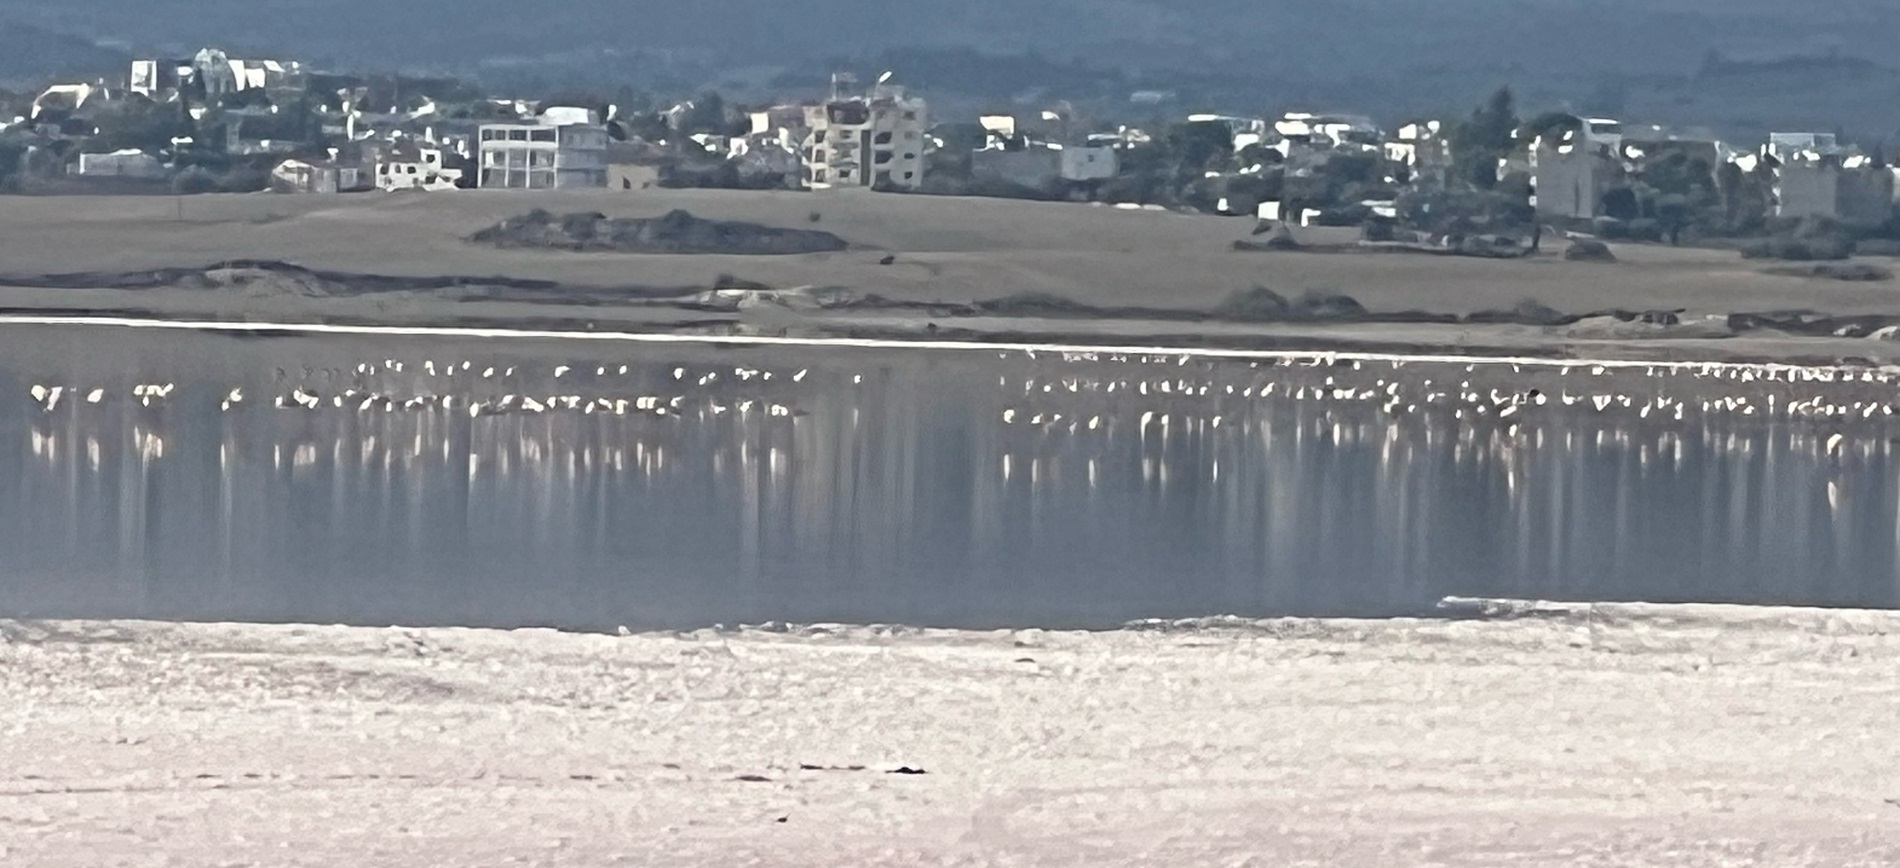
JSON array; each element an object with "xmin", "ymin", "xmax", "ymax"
[{"xmin": 477, "ymin": 109, "xmax": 609, "ymax": 190}]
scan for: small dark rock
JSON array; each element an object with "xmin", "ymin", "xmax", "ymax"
[
  {"xmin": 734, "ymin": 774, "xmax": 773, "ymax": 783},
  {"xmin": 878, "ymin": 254, "xmax": 897, "ymax": 265},
  {"xmin": 888, "ymin": 766, "xmax": 928, "ymax": 775},
  {"xmin": 1563, "ymin": 239, "xmax": 1617, "ymax": 263}
]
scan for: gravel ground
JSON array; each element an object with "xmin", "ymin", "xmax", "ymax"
[{"xmin": 1, "ymin": 602, "xmax": 1895, "ymax": 866}]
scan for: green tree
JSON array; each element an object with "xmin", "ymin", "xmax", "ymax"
[
  {"xmin": 1517, "ymin": 111, "xmax": 1581, "ymax": 146},
  {"xmin": 679, "ymin": 91, "xmax": 729, "ymax": 135},
  {"xmin": 90, "ymin": 99, "xmax": 192, "ymax": 154},
  {"xmin": 1602, "ymin": 186, "xmax": 1640, "ymax": 222},
  {"xmin": 1451, "ymin": 86, "xmax": 1518, "ymax": 190}
]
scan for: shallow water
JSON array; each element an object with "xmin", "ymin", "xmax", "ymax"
[{"xmin": 0, "ymin": 324, "xmax": 1896, "ymax": 630}]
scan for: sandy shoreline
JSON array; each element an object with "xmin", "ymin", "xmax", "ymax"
[
  {"xmin": 3, "ymin": 189, "xmax": 1899, "ymax": 365},
  {"xmin": 2, "ymin": 601, "xmax": 1894, "ymax": 866}
]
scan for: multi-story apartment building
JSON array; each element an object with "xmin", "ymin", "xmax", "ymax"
[
  {"xmin": 477, "ymin": 108, "xmax": 609, "ymax": 190},
  {"xmin": 800, "ymin": 75, "xmax": 927, "ymax": 191}
]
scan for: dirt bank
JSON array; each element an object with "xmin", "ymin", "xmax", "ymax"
[
  {"xmin": 0, "ymin": 601, "xmax": 1893, "ymax": 866},
  {"xmin": 3, "ymin": 189, "xmax": 1900, "ymax": 363}
]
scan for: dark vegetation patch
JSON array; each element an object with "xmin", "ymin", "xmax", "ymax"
[{"xmin": 468, "ymin": 209, "xmax": 848, "ymax": 255}]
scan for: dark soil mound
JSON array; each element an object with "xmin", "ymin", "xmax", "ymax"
[
  {"xmin": 1762, "ymin": 262, "xmax": 1893, "ymax": 282},
  {"xmin": 1740, "ymin": 236, "xmax": 1852, "ymax": 261},
  {"xmin": 1212, "ymin": 286, "xmax": 1366, "ymax": 322},
  {"xmin": 470, "ymin": 209, "xmax": 849, "ymax": 255},
  {"xmin": 1563, "ymin": 239, "xmax": 1617, "ymax": 262},
  {"xmin": 1214, "ymin": 286, "xmax": 1290, "ymax": 320},
  {"xmin": 974, "ymin": 292, "xmax": 1099, "ymax": 317},
  {"xmin": 1466, "ymin": 298, "xmax": 1576, "ymax": 326}
]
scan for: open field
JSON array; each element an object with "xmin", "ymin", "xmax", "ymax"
[
  {"xmin": 2, "ymin": 189, "xmax": 1899, "ymax": 362},
  {"xmin": 0, "ymin": 602, "xmax": 1894, "ymax": 866}
]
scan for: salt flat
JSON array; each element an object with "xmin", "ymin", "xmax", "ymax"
[{"xmin": 1, "ymin": 603, "xmax": 1894, "ymax": 866}]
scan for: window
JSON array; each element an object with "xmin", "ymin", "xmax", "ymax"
[
  {"xmin": 406, "ymin": 165, "xmax": 417, "ymax": 174},
  {"xmin": 903, "ymin": 111, "xmax": 916, "ymax": 121},
  {"xmin": 903, "ymin": 171, "xmax": 914, "ymax": 180},
  {"xmin": 873, "ymin": 131, "xmax": 892, "ymax": 145},
  {"xmin": 480, "ymin": 129, "xmax": 496, "ymax": 141},
  {"xmin": 531, "ymin": 128, "xmax": 556, "ymax": 142},
  {"xmin": 839, "ymin": 169, "xmax": 852, "ymax": 180},
  {"xmin": 813, "ymin": 149, "xmax": 826, "ymax": 163},
  {"xmin": 506, "ymin": 128, "xmax": 528, "ymax": 141},
  {"xmin": 874, "ymin": 151, "xmax": 892, "ymax": 165},
  {"xmin": 904, "ymin": 130, "xmax": 918, "ymax": 140},
  {"xmin": 903, "ymin": 153, "xmax": 916, "ymax": 161},
  {"xmin": 814, "ymin": 169, "xmax": 827, "ymax": 182}
]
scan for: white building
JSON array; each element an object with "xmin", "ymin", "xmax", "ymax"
[
  {"xmin": 1767, "ymin": 132, "xmax": 1842, "ymax": 163},
  {"xmin": 477, "ymin": 108, "xmax": 609, "ymax": 189},
  {"xmin": 801, "ymin": 77, "xmax": 927, "ymax": 190},
  {"xmin": 375, "ymin": 144, "xmax": 461, "ymax": 192},
  {"xmin": 75, "ymin": 149, "xmax": 164, "ymax": 179}
]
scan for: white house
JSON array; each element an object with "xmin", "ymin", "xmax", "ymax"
[
  {"xmin": 376, "ymin": 145, "xmax": 460, "ymax": 192},
  {"xmin": 477, "ymin": 108, "xmax": 609, "ymax": 189},
  {"xmin": 1059, "ymin": 145, "xmax": 1117, "ymax": 181},
  {"xmin": 75, "ymin": 150, "xmax": 164, "ymax": 179}
]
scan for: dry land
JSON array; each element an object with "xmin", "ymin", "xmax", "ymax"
[
  {"xmin": 0, "ymin": 602, "xmax": 1894, "ymax": 866},
  {"xmin": 1, "ymin": 189, "xmax": 1899, "ymax": 363}
]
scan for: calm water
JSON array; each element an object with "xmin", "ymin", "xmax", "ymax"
[{"xmin": 1, "ymin": 324, "xmax": 1897, "ymax": 630}]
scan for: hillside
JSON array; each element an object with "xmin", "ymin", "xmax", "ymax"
[{"xmin": 0, "ymin": 0, "xmax": 1894, "ymax": 139}]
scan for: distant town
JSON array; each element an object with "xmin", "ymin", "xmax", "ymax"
[{"xmin": 5, "ymin": 47, "xmax": 1897, "ymax": 261}]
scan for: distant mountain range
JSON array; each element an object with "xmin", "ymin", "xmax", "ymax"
[{"xmin": 3, "ymin": 0, "xmax": 1893, "ymax": 140}]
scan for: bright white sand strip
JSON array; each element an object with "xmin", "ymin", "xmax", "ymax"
[{"xmin": 0, "ymin": 602, "xmax": 1894, "ymax": 866}]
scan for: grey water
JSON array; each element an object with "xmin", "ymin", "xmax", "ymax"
[{"xmin": 1, "ymin": 324, "xmax": 1897, "ymax": 630}]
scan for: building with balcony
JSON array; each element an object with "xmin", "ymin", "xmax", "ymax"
[
  {"xmin": 476, "ymin": 109, "xmax": 609, "ymax": 190},
  {"xmin": 800, "ymin": 76, "xmax": 927, "ymax": 191}
]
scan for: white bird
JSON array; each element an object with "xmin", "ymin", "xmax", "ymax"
[
  {"xmin": 793, "ymin": 369, "xmax": 808, "ymax": 383},
  {"xmin": 29, "ymin": 385, "xmax": 47, "ymax": 404},
  {"xmin": 41, "ymin": 386, "xmax": 63, "ymax": 411},
  {"xmin": 482, "ymin": 367, "xmax": 495, "ymax": 378},
  {"xmin": 554, "ymin": 365, "xmax": 571, "ymax": 378},
  {"xmin": 86, "ymin": 388, "xmax": 104, "ymax": 404},
  {"xmin": 1826, "ymin": 433, "xmax": 1844, "ymax": 455},
  {"xmin": 673, "ymin": 367, "xmax": 686, "ymax": 380}
]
